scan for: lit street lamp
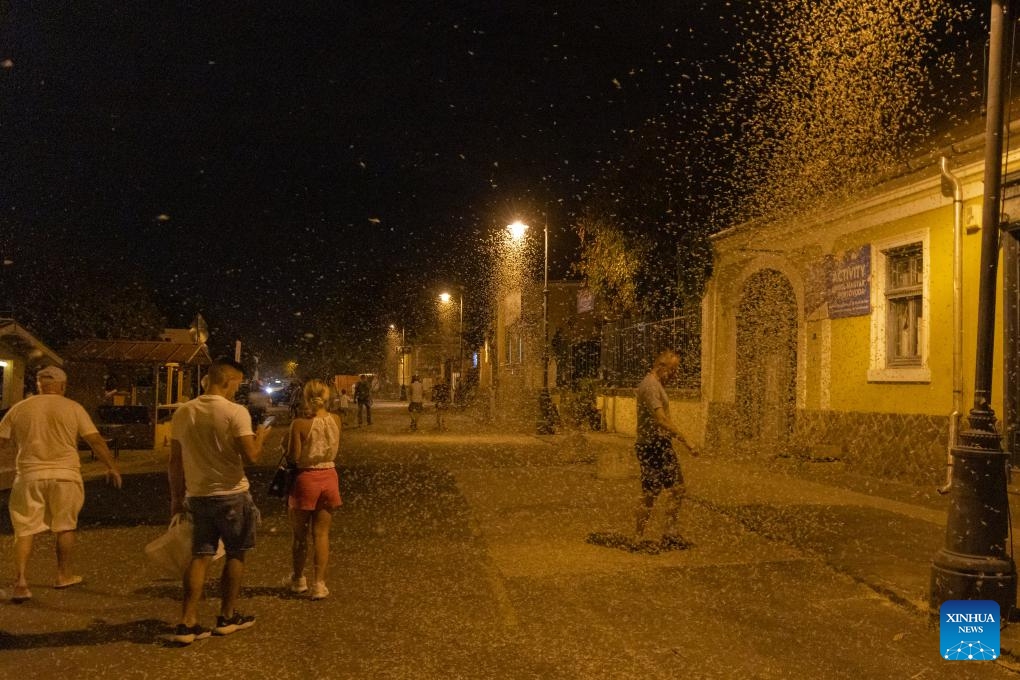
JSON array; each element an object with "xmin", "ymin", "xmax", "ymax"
[
  {"xmin": 507, "ymin": 219, "xmax": 554, "ymax": 434},
  {"xmin": 439, "ymin": 289, "xmax": 464, "ymax": 403}
]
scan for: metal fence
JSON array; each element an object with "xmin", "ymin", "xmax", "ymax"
[
  {"xmin": 598, "ymin": 313, "xmax": 701, "ymax": 389},
  {"xmin": 556, "ymin": 338, "xmax": 600, "ymax": 387}
]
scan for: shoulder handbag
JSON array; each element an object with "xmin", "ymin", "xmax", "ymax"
[
  {"xmin": 268, "ymin": 424, "xmax": 296, "ymax": 498},
  {"xmin": 268, "ymin": 448, "xmax": 299, "ymax": 498}
]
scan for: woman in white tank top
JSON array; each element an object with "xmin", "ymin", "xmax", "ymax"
[{"xmin": 283, "ymin": 379, "xmax": 342, "ymax": 600}]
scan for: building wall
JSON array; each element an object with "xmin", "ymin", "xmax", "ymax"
[
  {"xmin": 791, "ymin": 409, "xmax": 950, "ymax": 482},
  {"xmin": 597, "ymin": 390, "xmax": 704, "ymax": 446},
  {"xmin": 820, "ymin": 210, "xmax": 988, "ymax": 417},
  {"xmin": 701, "ymin": 149, "xmax": 1013, "ymax": 483},
  {"xmin": 0, "ymin": 341, "xmax": 27, "ymax": 410},
  {"xmin": 492, "ymin": 280, "xmax": 589, "ymax": 428}
]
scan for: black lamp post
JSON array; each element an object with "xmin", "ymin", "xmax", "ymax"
[{"xmin": 930, "ymin": 0, "xmax": 1017, "ymax": 617}]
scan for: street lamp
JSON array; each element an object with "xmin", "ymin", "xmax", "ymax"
[
  {"xmin": 930, "ymin": 0, "xmax": 1016, "ymax": 617},
  {"xmin": 506, "ymin": 219, "xmax": 554, "ymax": 434},
  {"xmin": 439, "ymin": 289, "xmax": 464, "ymax": 403}
]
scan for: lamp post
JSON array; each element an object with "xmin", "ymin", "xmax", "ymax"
[
  {"xmin": 507, "ymin": 219, "xmax": 554, "ymax": 434},
  {"xmin": 930, "ymin": 0, "xmax": 1017, "ymax": 617},
  {"xmin": 439, "ymin": 290, "xmax": 464, "ymax": 402},
  {"xmin": 389, "ymin": 324, "xmax": 407, "ymax": 400}
]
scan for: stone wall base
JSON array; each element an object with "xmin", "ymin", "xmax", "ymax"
[{"xmin": 705, "ymin": 403, "xmax": 950, "ymax": 485}]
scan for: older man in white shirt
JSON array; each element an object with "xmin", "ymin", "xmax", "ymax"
[{"xmin": 0, "ymin": 365, "xmax": 122, "ymax": 603}]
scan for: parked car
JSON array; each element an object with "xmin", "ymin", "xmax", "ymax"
[{"xmin": 270, "ymin": 383, "xmax": 299, "ymax": 406}]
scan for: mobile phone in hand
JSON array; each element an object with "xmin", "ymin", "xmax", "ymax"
[{"xmin": 260, "ymin": 415, "xmax": 276, "ymax": 429}]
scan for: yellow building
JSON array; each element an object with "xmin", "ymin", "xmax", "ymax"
[
  {"xmin": 485, "ymin": 280, "xmax": 596, "ymax": 428},
  {"xmin": 702, "ymin": 125, "xmax": 1020, "ymax": 484},
  {"xmin": 0, "ymin": 317, "xmax": 63, "ymax": 410}
]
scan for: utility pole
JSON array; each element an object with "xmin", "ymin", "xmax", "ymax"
[
  {"xmin": 930, "ymin": 0, "xmax": 1017, "ymax": 617},
  {"xmin": 537, "ymin": 217, "xmax": 554, "ymax": 434},
  {"xmin": 457, "ymin": 291, "xmax": 464, "ymax": 404}
]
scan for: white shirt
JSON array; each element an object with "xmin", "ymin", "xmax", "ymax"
[
  {"xmin": 171, "ymin": 395, "xmax": 254, "ymax": 497},
  {"xmin": 410, "ymin": 381, "xmax": 424, "ymax": 403},
  {"xmin": 0, "ymin": 394, "xmax": 98, "ymax": 483},
  {"xmin": 294, "ymin": 415, "xmax": 340, "ymax": 470}
]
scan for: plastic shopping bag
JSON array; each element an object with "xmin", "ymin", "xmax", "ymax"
[{"xmin": 144, "ymin": 513, "xmax": 224, "ymax": 579}]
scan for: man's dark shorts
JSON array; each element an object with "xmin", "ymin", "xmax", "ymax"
[
  {"xmin": 187, "ymin": 492, "xmax": 259, "ymax": 556},
  {"xmin": 636, "ymin": 436, "xmax": 684, "ymax": 495}
]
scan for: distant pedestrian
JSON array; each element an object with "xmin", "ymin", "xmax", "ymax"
[
  {"xmin": 282, "ymin": 379, "xmax": 342, "ymax": 600},
  {"xmin": 633, "ymin": 350, "xmax": 698, "ymax": 550},
  {"xmin": 354, "ymin": 375, "xmax": 372, "ymax": 426},
  {"xmin": 408, "ymin": 375, "xmax": 424, "ymax": 430},
  {"xmin": 337, "ymin": 389, "xmax": 351, "ymax": 426},
  {"xmin": 431, "ymin": 377, "xmax": 450, "ymax": 431},
  {"xmin": 289, "ymin": 381, "xmax": 304, "ymax": 419},
  {"xmin": 1, "ymin": 366, "xmax": 122, "ymax": 603},
  {"xmin": 168, "ymin": 358, "xmax": 271, "ymax": 644}
]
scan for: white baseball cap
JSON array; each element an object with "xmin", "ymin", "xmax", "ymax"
[{"xmin": 37, "ymin": 366, "xmax": 67, "ymax": 383}]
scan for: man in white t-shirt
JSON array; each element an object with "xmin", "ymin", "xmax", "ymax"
[
  {"xmin": 0, "ymin": 365, "xmax": 122, "ymax": 603},
  {"xmin": 408, "ymin": 375, "xmax": 424, "ymax": 430},
  {"xmin": 168, "ymin": 358, "xmax": 270, "ymax": 644}
]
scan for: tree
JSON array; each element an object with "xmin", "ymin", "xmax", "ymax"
[
  {"xmin": 572, "ymin": 211, "xmax": 644, "ymax": 319},
  {"xmin": 4, "ymin": 255, "xmax": 165, "ymax": 348},
  {"xmin": 577, "ymin": 100, "xmax": 718, "ymax": 321}
]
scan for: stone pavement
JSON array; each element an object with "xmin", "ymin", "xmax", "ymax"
[
  {"xmin": 574, "ymin": 429, "xmax": 1020, "ymax": 664},
  {"xmin": 17, "ymin": 417, "xmax": 1020, "ymax": 628},
  {"xmin": 2, "ymin": 401, "xmax": 1019, "ymax": 675},
  {"xmin": 346, "ymin": 401, "xmax": 1020, "ymax": 667}
]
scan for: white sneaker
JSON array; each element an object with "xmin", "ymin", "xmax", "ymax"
[
  {"xmin": 284, "ymin": 575, "xmax": 308, "ymax": 594},
  {"xmin": 309, "ymin": 582, "xmax": 329, "ymax": 600}
]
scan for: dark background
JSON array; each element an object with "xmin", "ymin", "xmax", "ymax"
[{"xmin": 0, "ymin": 1, "xmax": 986, "ymax": 372}]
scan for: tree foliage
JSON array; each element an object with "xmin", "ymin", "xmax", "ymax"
[
  {"xmin": 572, "ymin": 212, "xmax": 643, "ymax": 319},
  {"xmin": 576, "ymin": 115, "xmax": 715, "ymax": 320},
  {"xmin": 2, "ymin": 251, "xmax": 165, "ymax": 348}
]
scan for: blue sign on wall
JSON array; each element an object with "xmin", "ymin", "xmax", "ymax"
[{"xmin": 828, "ymin": 245, "xmax": 871, "ymax": 319}]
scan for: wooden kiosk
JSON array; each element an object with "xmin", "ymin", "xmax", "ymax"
[{"xmin": 63, "ymin": 339, "xmax": 212, "ymax": 450}]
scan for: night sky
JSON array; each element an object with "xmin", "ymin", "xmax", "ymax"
[
  {"xmin": 0, "ymin": 2, "xmax": 986, "ymax": 371},
  {"xmin": 1, "ymin": 1, "xmax": 744, "ymax": 367}
]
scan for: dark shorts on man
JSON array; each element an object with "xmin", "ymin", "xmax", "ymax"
[
  {"xmin": 409, "ymin": 402, "xmax": 423, "ymax": 413},
  {"xmin": 188, "ymin": 492, "xmax": 259, "ymax": 555},
  {"xmin": 636, "ymin": 436, "xmax": 683, "ymax": 495}
]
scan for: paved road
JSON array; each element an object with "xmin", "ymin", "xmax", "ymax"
[{"xmin": 0, "ymin": 403, "xmax": 1011, "ymax": 678}]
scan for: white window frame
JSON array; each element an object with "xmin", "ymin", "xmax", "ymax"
[{"xmin": 867, "ymin": 229, "xmax": 931, "ymax": 383}]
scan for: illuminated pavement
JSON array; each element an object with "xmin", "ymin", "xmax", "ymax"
[{"xmin": 0, "ymin": 401, "xmax": 1014, "ymax": 678}]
